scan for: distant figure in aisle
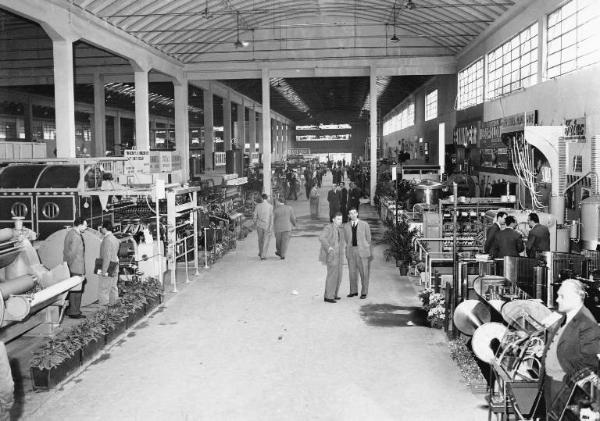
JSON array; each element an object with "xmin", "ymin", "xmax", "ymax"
[
  {"xmin": 273, "ymin": 198, "xmax": 297, "ymax": 260},
  {"xmin": 0, "ymin": 341, "xmax": 13, "ymax": 421},
  {"xmin": 526, "ymin": 213, "xmax": 550, "ymax": 258},
  {"xmin": 319, "ymin": 212, "xmax": 345, "ymax": 303},
  {"xmin": 309, "ymin": 184, "xmax": 320, "ymax": 219},
  {"xmin": 344, "ymin": 208, "xmax": 372, "ymax": 299},
  {"xmin": 339, "ymin": 182, "xmax": 348, "ymax": 223},
  {"xmin": 484, "ymin": 210, "xmax": 507, "ymax": 254},
  {"xmin": 63, "ymin": 217, "xmax": 87, "ymax": 319},
  {"xmin": 287, "ymin": 171, "xmax": 298, "ymax": 201},
  {"xmin": 489, "ymin": 216, "xmax": 523, "ymax": 258},
  {"xmin": 97, "ymin": 221, "xmax": 120, "ymax": 306},
  {"xmin": 303, "ymin": 167, "xmax": 313, "ymax": 199},
  {"xmin": 327, "ymin": 184, "xmax": 341, "ymax": 222},
  {"xmin": 348, "ymin": 182, "xmax": 361, "ymax": 214},
  {"xmin": 543, "ymin": 279, "xmax": 600, "ymax": 420},
  {"xmin": 253, "ymin": 193, "xmax": 273, "ymax": 260}
]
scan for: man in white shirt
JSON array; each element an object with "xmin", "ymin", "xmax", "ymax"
[{"xmin": 343, "ymin": 207, "xmax": 372, "ymax": 299}]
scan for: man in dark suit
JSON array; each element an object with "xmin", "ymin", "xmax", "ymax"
[
  {"xmin": 303, "ymin": 167, "xmax": 313, "ymax": 199},
  {"xmin": 543, "ymin": 279, "xmax": 600, "ymax": 419},
  {"xmin": 343, "ymin": 208, "xmax": 372, "ymax": 299},
  {"xmin": 348, "ymin": 182, "xmax": 361, "ymax": 214},
  {"xmin": 327, "ymin": 184, "xmax": 341, "ymax": 222},
  {"xmin": 63, "ymin": 217, "xmax": 87, "ymax": 319},
  {"xmin": 526, "ymin": 213, "xmax": 550, "ymax": 257},
  {"xmin": 319, "ymin": 213, "xmax": 345, "ymax": 303},
  {"xmin": 484, "ymin": 210, "xmax": 507, "ymax": 254},
  {"xmin": 339, "ymin": 182, "xmax": 348, "ymax": 223},
  {"xmin": 490, "ymin": 216, "xmax": 523, "ymax": 258}
]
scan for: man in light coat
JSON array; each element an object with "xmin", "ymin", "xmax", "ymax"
[
  {"xmin": 319, "ymin": 212, "xmax": 345, "ymax": 303},
  {"xmin": 344, "ymin": 207, "xmax": 372, "ymax": 299},
  {"xmin": 98, "ymin": 221, "xmax": 120, "ymax": 306},
  {"xmin": 63, "ymin": 217, "xmax": 87, "ymax": 319},
  {"xmin": 273, "ymin": 198, "xmax": 297, "ymax": 260},
  {"xmin": 253, "ymin": 193, "xmax": 273, "ymax": 260}
]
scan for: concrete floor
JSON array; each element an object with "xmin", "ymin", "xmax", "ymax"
[{"xmin": 23, "ymin": 174, "xmax": 487, "ymax": 421}]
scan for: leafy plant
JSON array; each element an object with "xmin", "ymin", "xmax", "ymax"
[
  {"xmin": 30, "ymin": 338, "xmax": 76, "ymax": 370},
  {"xmin": 380, "ymin": 216, "xmax": 420, "ymax": 263},
  {"xmin": 449, "ymin": 337, "xmax": 487, "ymax": 388}
]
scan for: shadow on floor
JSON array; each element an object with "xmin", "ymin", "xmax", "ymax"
[{"xmin": 359, "ymin": 304, "xmax": 428, "ymax": 327}]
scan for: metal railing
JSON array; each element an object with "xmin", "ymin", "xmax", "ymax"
[{"xmin": 214, "ymin": 152, "xmax": 226, "ymax": 167}]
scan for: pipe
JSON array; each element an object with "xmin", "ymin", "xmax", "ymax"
[{"xmin": 563, "ymin": 171, "xmax": 600, "ymax": 195}]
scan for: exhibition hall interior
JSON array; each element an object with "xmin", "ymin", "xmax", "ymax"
[{"xmin": 0, "ymin": 0, "xmax": 599, "ymax": 419}]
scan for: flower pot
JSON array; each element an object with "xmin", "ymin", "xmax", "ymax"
[
  {"xmin": 126, "ymin": 307, "xmax": 146, "ymax": 328},
  {"xmin": 397, "ymin": 260, "xmax": 409, "ymax": 276},
  {"xmin": 145, "ymin": 296, "xmax": 161, "ymax": 312},
  {"xmin": 31, "ymin": 353, "xmax": 80, "ymax": 390},
  {"xmin": 80, "ymin": 338, "xmax": 104, "ymax": 365},
  {"xmin": 104, "ymin": 319, "xmax": 127, "ymax": 345}
]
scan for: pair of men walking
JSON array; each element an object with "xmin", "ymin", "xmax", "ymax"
[
  {"xmin": 319, "ymin": 208, "xmax": 372, "ymax": 303},
  {"xmin": 253, "ymin": 194, "xmax": 297, "ymax": 260}
]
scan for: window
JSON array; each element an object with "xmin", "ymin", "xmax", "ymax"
[
  {"xmin": 547, "ymin": 0, "xmax": 600, "ymax": 79},
  {"xmin": 425, "ymin": 90, "xmax": 438, "ymax": 121},
  {"xmin": 457, "ymin": 59, "xmax": 484, "ymax": 109},
  {"xmin": 486, "ymin": 22, "xmax": 538, "ymax": 100},
  {"xmin": 383, "ymin": 103, "xmax": 415, "ymax": 136}
]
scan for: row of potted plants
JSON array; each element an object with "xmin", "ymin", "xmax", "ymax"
[{"xmin": 30, "ymin": 278, "xmax": 163, "ymax": 390}]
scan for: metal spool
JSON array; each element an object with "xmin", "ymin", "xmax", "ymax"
[
  {"xmin": 453, "ymin": 299, "xmax": 492, "ymax": 336},
  {"xmin": 500, "ymin": 299, "xmax": 552, "ymax": 326},
  {"xmin": 472, "ymin": 322, "xmax": 507, "ymax": 363}
]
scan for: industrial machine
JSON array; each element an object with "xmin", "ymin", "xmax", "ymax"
[{"xmin": 0, "ymin": 221, "xmax": 83, "ymax": 342}]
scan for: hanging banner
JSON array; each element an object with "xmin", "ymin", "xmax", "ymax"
[{"xmin": 563, "ymin": 117, "xmax": 586, "ymax": 142}]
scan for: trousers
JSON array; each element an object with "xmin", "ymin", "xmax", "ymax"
[
  {"xmin": 324, "ymin": 251, "xmax": 343, "ymax": 299},
  {"xmin": 275, "ymin": 231, "xmax": 291, "ymax": 258},
  {"xmin": 257, "ymin": 227, "xmax": 271, "ymax": 258},
  {"xmin": 66, "ymin": 275, "xmax": 84, "ymax": 316},
  {"xmin": 98, "ymin": 275, "xmax": 119, "ymax": 306},
  {"xmin": 347, "ymin": 247, "xmax": 370, "ymax": 295}
]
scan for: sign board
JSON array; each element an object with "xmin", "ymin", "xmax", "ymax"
[
  {"xmin": 225, "ymin": 177, "xmax": 248, "ymax": 186},
  {"xmin": 124, "ymin": 150, "xmax": 151, "ymax": 175},
  {"xmin": 391, "ymin": 166, "xmax": 397, "ymax": 181},
  {"xmin": 288, "ymin": 148, "xmax": 311, "ymax": 155},
  {"xmin": 564, "ymin": 117, "xmax": 586, "ymax": 142},
  {"xmin": 149, "ymin": 152, "xmax": 183, "ymax": 173}
]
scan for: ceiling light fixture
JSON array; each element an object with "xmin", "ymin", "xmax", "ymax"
[
  {"xmin": 404, "ymin": 0, "xmax": 415, "ymax": 10},
  {"xmin": 390, "ymin": 5, "xmax": 399, "ymax": 42},
  {"xmin": 233, "ymin": 12, "xmax": 250, "ymax": 48}
]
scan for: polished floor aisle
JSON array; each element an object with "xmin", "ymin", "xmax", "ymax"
[{"xmin": 28, "ymin": 174, "xmax": 487, "ymax": 421}]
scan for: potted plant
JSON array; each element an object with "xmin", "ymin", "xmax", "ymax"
[
  {"xmin": 76, "ymin": 319, "xmax": 106, "ymax": 364},
  {"xmin": 30, "ymin": 336, "xmax": 81, "ymax": 389},
  {"xmin": 380, "ymin": 215, "xmax": 420, "ymax": 276}
]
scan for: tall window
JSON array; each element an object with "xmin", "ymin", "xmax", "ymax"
[
  {"xmin": 486, "ymin": 22, "xmax": 538, "ymax": 99},
  {"xmin": 457, "ymin": 59, "xmax": 484, "ymax": 110},
  {"xmin": 383, "ymin": 102, "xmax": 415, "ymax": 136},
  {"xmin": 547, "ymin": 0, "xmax": 600, "ymax": 79},
  {"xmin": 425, "ymin": 90, "xmax": 438, "ymax": 121}
]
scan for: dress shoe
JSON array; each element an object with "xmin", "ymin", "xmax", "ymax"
[
  {"xmin": 275, "ymin": 251, "xmax": 281, "ymax": 257},
  {"xmin": 280, "ymin": 256, "xmax": 285, "ymax": 260},
  {"xmin": 324, "ymin": 298, "xmax": 337, "ymax": 303},
  {"xmin": 334, "ymin": 296, "xmax": 341, "ymax": 300},
  {"xmin": 260, "ymin": 257, "xmax": 267, "ymax": 261},
  {"xmin": 68, "ymin": 314, "xmax": 86, "ymax": 319},
  {"xmin": 360, "ymin": 295, "xmax": 367, "ymax": 299},
  {"xmin": 347, "ymin": 293, "xmax": 358, "ymax": 297}
]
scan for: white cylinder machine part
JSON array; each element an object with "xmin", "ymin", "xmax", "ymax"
[{"xmin": 581, "ymin": 194, "xmax": 600, "ymax": 251}]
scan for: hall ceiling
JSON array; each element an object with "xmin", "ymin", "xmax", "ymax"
[
  {"xmin": 0, "ymin": 1, "xmax": 519, "ymax": 123},
  {"xmin": 68, "ymin": 0, "xmax": 515, "ymax": 63}
]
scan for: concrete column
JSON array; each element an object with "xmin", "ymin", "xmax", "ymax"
[
  {"xmin": 114, "ymin": 113, "xmax": 121, "ymax": 155},
  {"xmin": 203, "ymin": 86, "xmax": 214, "ymax": 171},
  {"xmin": 223, "ymin": 95, "xmax": 232, "ymax": 151},
  {"xmin": 174, "ymin": 80, "xmax": 190, "ymax": 179},
  {"xmin": 93, "ymin": 73, "xmax": 106, "ymax": 157},
  {"xmin": 134, "ymin": 68, "xmax": 150, "ymax": 150},
  {"xmin": 261, "ymin": 69, "xmax": 272, "ymax": 194},
  {"xmin": 249, "ymin": 108, "xmax": 256, "ymax": 151},
  {"xmin": 369, "ymin": 66, "xmax": 378, "ymax": 205},
  {"xmin": 283, "ymin": 124, "xmax": 288, "ymax": 159},
  {"xmin": 237, "ymin": 100, "xmax": 245, "ymax": 149},
  {"xmin": 52, "ymin": 39, "xmax": 76, "ymax": 157},
  {"xmin": 24, "ymin": 97, "xmax": 33, "ymax": 141},
  {"xmin": 257, "ymin": 112, "xmax": 263, "ymax": 153}
]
